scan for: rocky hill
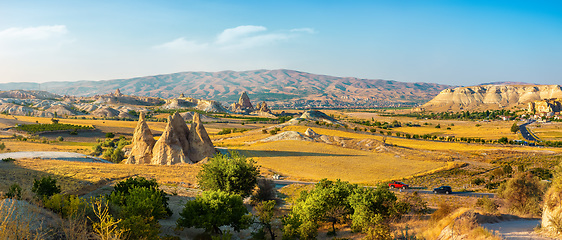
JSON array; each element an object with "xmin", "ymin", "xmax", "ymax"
[
  {"xmin": 418, "ymin": 84, "xmax": 562, "ymax": 112},
  {"xmin": 0, "ymin": 69, "xmax": 451, "ymax": 108}
]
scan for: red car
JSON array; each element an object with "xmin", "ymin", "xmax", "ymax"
[{"xmin": 388, "ymin": 181, "xmax": 409, "ymax": 189}]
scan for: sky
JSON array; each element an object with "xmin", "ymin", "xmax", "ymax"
[{"xmin": 1, "ymin": 0, "xmax": 561, "ymax": 85}]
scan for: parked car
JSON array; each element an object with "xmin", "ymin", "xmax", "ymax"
[
  {"xmin": 433, "ymin": 186, "xmax": 452, "ymax": 194},
  {"xmin": 388, "ymin": 181, "xmax": 409, "ymax": 189}
]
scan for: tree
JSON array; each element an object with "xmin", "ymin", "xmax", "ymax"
[
  {"xmin": 32, "ymin": 176, "xmax": 61, "ymax": 199},
  {"xmin": 105, "ymin": 132, "xmax": 115, "ymax": 138},
  {"xmin": 197, "ymin": 151, "xmax": 259, "ymax": 197},
  {"xmin": 348, "ymin": 186, "xmax": 398, "ymax": 235},
  {"xmin": 114, "ymin": 187, "xmax": 168, "ymax": 240},
  {"xmin": 511, "ymin": 122, "xmax": 519, "ymax": 133},
  {"xmin": 177, "ymin": 190, "xmax": 251, "ymax": 235},
  {"xmin": 282, "ymin": 179, "xmax": 358, "ymax": 239},
  {"xmin": 254, "ymin": 200, "xmax": 277, "ymax": 240}
]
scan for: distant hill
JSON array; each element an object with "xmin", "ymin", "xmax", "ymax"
[
  {"xmin": 0, "ymin": 69, "xmax": 451, "ymax": 108},
  {"xmin": 418, "ymin": 84, "xmax": 562, "ymax": 112}
]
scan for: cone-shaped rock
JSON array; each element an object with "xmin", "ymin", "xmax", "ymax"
[
  {"xmin": 188, "ymin": 113, "xmax": 215, "ymax": 162},
  {"xmin": 238, "ymin": 91, "xmax": 253, "ymax": 110},
  {"xmin": 125, "ymin": 113, "xmax": 155, "ymax": 164},
  {"xmin": 171, "ymin": 111, "xmax": 190, "ymax": 155},
  {"xmin": 304, "ymin": 128, "xmax": 319, "ymax": 138},
  {"xmin": 151, "ymin": 116, "xmax": 192, "ymax": 165}
]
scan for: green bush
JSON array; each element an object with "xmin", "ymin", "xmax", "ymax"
[
  {"xmin": 31, "ymin": 176, "xmax": 61, "ymax": 199},
  {"xmin": 5, "ymin": 183, "xmax": 22, "ymax": 200},
  {"xmin": 114, "ymin": 187, "xmax": 168, "ymax": 239},
  {"xmin": 197, "ymin": 151, "xmax": 259, "ymax": 198},
  {"xmin": 109, "ymin": 177, "xmax": 171, "ymax": 216},
  {"xmin": 43, "ymin": 194, "xmax": 91, "ymax": 219},
  {"xmin": 56, "ymin": 136, "xmax": 64, "ymax": 142},
  {"xmin": 1, "ymin": 157, "xmax": 15, "ymax": 162},
  {"xmin": 177, "ymin": 190, "xmax": 251, "ymax": 234},
  {"xmin": 105, "ymin": 132, "xmax": 115, "ymax": 138},
  {"xmin": 92, "ymin": 144, "xmax": 103, "ymax": 156},
  {"xmin": 0, "ymin": 142, "xmax": 5, "ymax": 150}
]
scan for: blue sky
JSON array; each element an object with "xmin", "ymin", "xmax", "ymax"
[{"xmin": 1, "ymin": 0, "xmax": 561, "ymax": 85}]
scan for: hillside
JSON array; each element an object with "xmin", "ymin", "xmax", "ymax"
[
  {"xmin": 418, "ymin": 84, "xmax": 562, "ymax": 112},
  {"xmin": 0, "ymin": 69, "xmax": 450, "ymax": 108}
]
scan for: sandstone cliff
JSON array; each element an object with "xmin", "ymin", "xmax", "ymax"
[{"xmin": 419, "ymin": 85, "xmax": 562, "ymax": 112}]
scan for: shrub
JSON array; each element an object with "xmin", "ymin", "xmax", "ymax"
[
  {"xmin": 197, "ymin": 151, "xmax": 259, "ymax": 198},
  {"xmin": 43, "ymin": 194, "xmax": 90, "ymax": 219},
  {"xmin": 32, "ymin": 176, "xmax": 61, "ymax": 199},
  {"xmin": 56, "ymin": 136, "xmax": 64, "ymax": 141},
  {"xmin": 109, "ymin": 177, "xmax": 171, "ymax": 216},
  {"xmin": 431, "ymin": 202, "xmax": 457, "ymax": 222},
  {"xmin": 91, "ymin": 144, "xmax": 103, "ymax": 156},
  {"xmin": 475, "ymin": 196, "xmax": 498, "ymax": 213},
  {"xmin": 177, "ymin": 190, "xmax": 251, "ymax": 235},
  {"xmin": 0, "ymin": 142, "xmax": 5, "ymax": 150},
  {"xmin": 105, "ymin": 132, "xmax": 115, "ymax": 138},
  {"xmin": 254, "ymin": 200, "xmax": 277, "ymax": 240},
  {"xmin": 5, "ymin": 183, "xmax": 22, "ymax": 200},
  {"xmin": 472, "ymin": 178, "xmax": 485, "ymax": 185},
  {"xmin": 115, "ymin": 187, "xmax": 168, "ymax": 239},
  {"xmin": 497, "ymin": 172, "xmax": 544, "ymax": 215}
]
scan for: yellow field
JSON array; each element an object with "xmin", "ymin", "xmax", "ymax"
[
  {"xmin": 282, "ymin": 125, "xmax": 556, "ymax": 153},
  {"xmin": 0, "ymin": 158, "xmax": 200, "ymax": 196},
  {"xmin": 343, "ymin": 112, "xmax": 521, "ymax": 140},
  {"xmin": 232, "ymin": 140, "xmax": 449, "ymax": 185},
  {"xmin": 1, "ymin": 140, "xmax": 93, "ymax": 154},
  {"xmin": 528, "ymin": 122, "xmax": 562, "ymax": 141}
]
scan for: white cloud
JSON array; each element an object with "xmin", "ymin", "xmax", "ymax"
[
  {"xmin": 216, "ymin": 25, "xmax": 267, "ymax": 44},
  {"xmin": 290, "ymin": 28, "xmax": 316, "ymax": 34},
  {"xmin": 154, "ymin": 25, "xmax": 315, "ymax": 52},
  {"xmin": 0, "ymin": 25, "xmax": 72, "ymax": 55},
  {"xmin": 153, "ymin": 37, "xmax": 209, "ymax": 52}
]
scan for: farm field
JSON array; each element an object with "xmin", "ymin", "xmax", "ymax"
[
  {"xmin": 344, "ymin": 111, "xmax": 524, "ymax": 140},
  {"xmin": 233, "ymin": 140, "xmax": 454, "ymax": 185},
  {"xmin": 528, "ymin": 122, "xmax": 562, "ymax": 141}
]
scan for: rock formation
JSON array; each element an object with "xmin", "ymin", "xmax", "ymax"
[
  {"xmin": 528, "ymin": 98, "xmax": 562, "ymax": 114},
  {"xmin": 126, "ymin": 111, "xmax": 215, "ymax": 165},
  {"xmin": 256, "ymin": 101, "xmax": 271, "ymax": 113},
  {"xmin": 304, "ymin": 128, "xmax": 319, "ymax": 137},
  {"xmin": 125, "ymin": 113, "xmax": 156, "ymax": 164},
  {"xmin": 171, "ymin": 112, "xmax": 191, "ymax": 156},
  {"xmin": 230, "ymin": 91, "xmax": 254, "ymax": 113},
  {"xmin": 151, "ymin": 116, "xmax": 192, "ymax": 165},
  {"xmin": 188, "ymin": 113, "xmax": 216, "ymax": 162},
  {"xmin": 419, "ymin": 84, "xmax": 562, "ymax": 112},
  {"xmin": 239, "ymin": 91, "xmax": 253, "ymax": 110}
]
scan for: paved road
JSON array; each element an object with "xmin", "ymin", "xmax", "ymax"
[
  {"xmin": 520, "ymin": 121, "xmax": 538, "ymax": 141},
  {"xmin": 273, "ymin": 180, "xmax": 495, "ymax": 198}
]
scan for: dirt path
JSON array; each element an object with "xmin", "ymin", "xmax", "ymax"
[{"xmin": 481, "ymin": 219, "xmax": 555, "ymax": 240}]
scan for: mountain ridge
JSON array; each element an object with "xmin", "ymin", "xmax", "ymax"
[{"xmin": 0, "ymin": 69, "xmax": 451, "ymax": 108}]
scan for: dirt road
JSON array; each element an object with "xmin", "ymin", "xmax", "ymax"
[{"xmin": 481, "ymin": 219, "xmax": 555, "ymax": 240}]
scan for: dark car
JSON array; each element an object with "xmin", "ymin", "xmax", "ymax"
[
  {"xmin": 433, "ymin": 186, "xmax": 452, "ymax": 194},
  {"xmin": 388, "ymin": 181, "xmax": 409, "ymax": 189}
]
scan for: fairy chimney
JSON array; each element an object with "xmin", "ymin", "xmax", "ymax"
[
  {"xmin": 151, "ymin": 116, "xmax": 192, "ymax": 165},
  {"xmin": 188, "ymin": 113, "xmax": 215, "ymax": 162},
  {"xmin": 171, "ymin": 112, "xmax": 191, "ymax": 155},
  {"xmin": 125, "ymin": 113, "xmax": 156, "ymax": 164},
  {"xmin": 238, "ymin": 91, "xmax": 253, "ymax": 110}
]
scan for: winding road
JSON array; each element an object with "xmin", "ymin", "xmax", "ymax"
[{"xmin": 520, "ymin": 121, "xmax": 539, "ymax": 141}]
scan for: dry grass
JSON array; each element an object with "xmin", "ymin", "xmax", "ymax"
[
  {"xmin": 232, "ymin": 140, "xmax": 448, "ymax": 185},
  {"xmin": 421, "ymin": 208, "xmax": 500, "ymax": 240},
  {"xmin": 0, "ymin": 158, "xmax": 200, "ymax": 196}
]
